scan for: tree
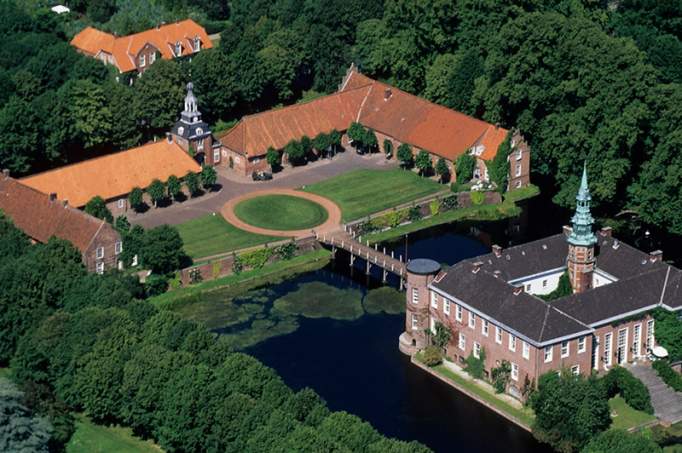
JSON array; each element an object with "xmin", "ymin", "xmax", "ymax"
[
  {"xmin": 0, "ymin": 96, "xmax": 40, "ymax": 174},
  {"xmin": 191, "ymin": 50, "xmax": 238, "ymax": 123},
  {"xmin": 582, "ymin": 429, "xmax": 661, "ymax": 453},
  {"xmin": 329, "ymin": 130, "xmax": 342, "ymax": 153},
  {"xmin": 140, "ymin": 225, "xmax": 187, "ymax": 274},
  {"xmin": 200, "ymin": 166, "xmax": 217, "ymax": 190},
  {"xmin": 424, "ymin": 48, "xmax": 483, "ymax": 114},
  {"xmin": 455, "ymin": 153, "xmax": 476, "ymax": 184},
  {"xmin": 432, "ymin": 322, "xmax": 451, "ymax": 350},
  {"xmin": 488, "ymin": 133, "xmax": 511, "ymax": 192},
  {"xmin": 435, "ymin": 158, "xmax": 450, "ymax": 183},
  {"xmin": 107, "ymin": 82, "xmax": 141, "ymax": 150},
  {"xmin": 285, "ymin": 140, "xmax": 305, "ymax": 165},
  {"xmin": 347, "ymin": 122, "xmax": 365, "ymax": 148},
  {"xmin": 530, "ymin": 372, "xmax": 611, "ymax": 452},
  {"xmin": 364, "ymin": 129, "xmax": 378, "ymax": 153},
  {"xmin": 166, "ymin": 175, "xmax": 181, "ymax": 200},
  {"xmin": 66, "ymin": 79, "xmax": 113, "ymax": 149},
  {"xmin": 0, "ymin": 212, "xmax": 29, "ymax": 261},
  {"xmin": 184, "ymin": 171, "xmax": 200, "ymax": 197},
  {"xmin": 146, "ymin": 179, "xmax": 165, "ymax": 207},
  {"xmin": 396, "ymin": 144, "xmax": 413, "ymax": 168},
  {"xmin": 128, "ymin": 187, "xmax": 144, "ymax": 212},
  {"xmin": 84, "ymin": 196, "xmax": 113, "ymax": 223},
  {"xmin": 415, "ymin": 151, "xmax": 432, "ymax": 176},
  {"xmin": 0, "ymin": 378, "xmax": 52, "ymax": 453},
  {"xmin": 133, "ymin": 60, "xmax": 185, "ymax": 135},
  {"xmin": 266, "ymin": 147, "xmax": 281, "ymax": 170},
  {"xmin": 312, "ymin": 133, "xmax": 331, "ymax": 158},
  {"xmin": 651, "ymin": 308, "xmax": 682, "ymax": 362}
]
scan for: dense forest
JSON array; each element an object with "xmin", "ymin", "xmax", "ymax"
[{"xmin": 1, "ymin": 1, "xmax": 680, "ymax": 236}]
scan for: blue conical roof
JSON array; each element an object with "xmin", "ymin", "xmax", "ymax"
[{"xmin": 568, "ymin": 163, "xmax": 597, "ymax": 247}]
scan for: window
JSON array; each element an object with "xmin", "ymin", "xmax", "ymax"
[
  {"xmin": 509, "ymin": 334, "xmax": 516, "ymax": 352},
  {"xmin": 150, "ymin": 52, "xmax": 156, "ymax": 63},
  {"xmin": 96, "ymin": 246, "xmax": 104, "ymax": 259},
  {"xmin": 646, "ymin": 320, "xmax": 655, "ymax": 352},
  {"xmin": 571, "ymin": 365, "xmax": 580, "ymax": 376},
  {"xmin": 431, "ymin": 292, "xmax": 438, "ymax": 308},
  {"xmin": 482, "ymin": 320, "xmax": 489, "ymax": 337},
  {"xmin": 495, "ymin": 326, "xmax": 502, "ymax": 344},
  {"xmin": 175, "ymin": 42, "xmax": 182, "ymax": 56},
  {"xmin": 561, "ymin": 341, "xmax": 570, "ymax": 358},
  {"xmin": 456, "ymin": 305, "xmax": 462, "ymax": 322},
  {"xmin": 443, "ymin": 300, "xmax": 450, "ymax": 315},
  {"xmin": 139, "ymin": 54, "xmax": 145, "ymax": 67},
  {"xmin": 213, "ymin": 149, "xmax": 220, "ymax": 163},
  {"xmin": 468, "ymin": 312, "xmax": 476, "ymax": 329},
  {"xmin": 96, "ymin": 261, "xmax": 104, "ymax": 274},
  {"xmin": 411, "ymin": 314, "xmax": 418, "ymax": 331},
  {"xmin": 578, "ymin": 337, "xmax": 586, "ymax": 353},
  {"xmin": 197, "ymin": 140, "xmax": 204, "ymax": 151},
  {"xmin": 522, "ymin": 341, "xmax": 530, "ymax": 360},
  {"xmin": 411, "ymin": 288, "xmax": 419, "ymax": 304},
  {"xmin": 516, "ymin": 148, "xmax": 522, "ymax": 161},
  {"xmin": 458, "ymin": 333, "xmax": 466, "ymax": 351},
  {"xmin": 633, "ymin": 324, "xmax": 641, "ymax": 357},
  {"xmin": 194, "ymin": 36, "xmax": 201, "ymax": 51},
  {"xmin": 544, "ymin": 346, "xmax": 553, "ymax": 363},
  {"xmin": 473, "ymin": 342, "xmax": 481, "ymax": 359},
  {"xmin": 515, "ymin": 163, "xmax": 522, "ymax": 177},
  {"xmin": 604, "ymin": 333, "xmax": 613, "ymax": 366},
  {"xmin": 511, "ymin": 362, "xmax": 519, "ymax": 381},
  {"xmin": 117, "ymin": 198, "xmax": 125, "ymax": 209},
  {"xmin": 542, "ymin": 279, "xmax": 548, "ymax": 288},
  {"xmin": 114, "ymin": 241, "xmax": 122, "ymax": 255},
  {"xmin": 525, "ymin": 283, "xmax": 531, "ymax": 291},
  {"xmin": 515, "ymin": 180, "xmax": 522, "ymax": 189}
]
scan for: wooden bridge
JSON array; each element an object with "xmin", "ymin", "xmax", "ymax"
[{"xmin": 316, "ymin": 229, "xmax": 407, "ymax": 288}]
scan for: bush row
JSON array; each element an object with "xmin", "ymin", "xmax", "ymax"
[
  {"xmin": 652, "ymin": 360, "xmax": 682, "ymax": 392},
  {"xmin": 603, "ymin": 367, "xmax": 654, "ymax": 414}
]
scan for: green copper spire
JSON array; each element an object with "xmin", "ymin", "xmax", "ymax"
[{"xmin": 568, "ymin": 163, "xmax": 597, "ymax": 247}]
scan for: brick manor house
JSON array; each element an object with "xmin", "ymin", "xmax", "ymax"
[
  {"xmin": 401, "ymin": 167, "xmax": 682, "ymax": 399},
  {"xmin": 216, "ymin": 65, "xmax": 531, "ymax": 191}
]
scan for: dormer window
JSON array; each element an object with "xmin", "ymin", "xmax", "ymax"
[
  {"xmin": 196, "ymin": 127, "xmax": 203, "ymax": 135},
  {"xmin": 150, "ymin": 52, "xmax": 156, "ymax": 63},
  {"xmin": 175, "ymin": 42, "xmax": 182, "ymax": 56},
  {"xmin": 178, "ymin": 126, "xmax": 184, "ymax": 135},
  {"xmin": 194, "ymin": 36, "xmax": 201, "ymax": 51},
  {"xmin": 139, "ymin": 54, "xmax": 145, "ymax": 67}
]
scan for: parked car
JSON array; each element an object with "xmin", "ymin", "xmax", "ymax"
[{"xmin": 252, "ymin": 171, "xmax": 273, "ymax": 181}]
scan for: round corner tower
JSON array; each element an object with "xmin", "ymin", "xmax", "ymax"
[
  {"xmin": 399, "ymin": 258, "xmax": 441, "ymax": 355},
  {"xmin": 567, "ymin": 164, "xmax": 597, "ymax": 293}
]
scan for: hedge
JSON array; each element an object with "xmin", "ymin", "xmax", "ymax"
[
  {"xmin": 652, "ymin": 360, "xmax": 682, "ymax": 392},
  {"xmin": 602, "ymin": 367, "xmax": 654, "ymax": 414}
]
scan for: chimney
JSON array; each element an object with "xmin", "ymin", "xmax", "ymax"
[
  {"xmin": 2, "ymin": 169, "xmax": 8, "ymax": 179},
  {"xmin": 492, "ymin": 244, "xmax": 502, "ymax": 258},
  {"xmin": 649, "ymin": 250, "xmax": 663, "ymax": 263},
  {"xmin": 384, "ymin": 88, "xmax": 392, "ymax": 100},
  {"xmin": 563, "ymin": 225, "xmax": 572, "ymax": 237},
  {"xmin": 600, "ymin": 226, "xmax": 612, "ymax": 238},
  {"xmin": 472, "ymin": 261, "xmax": 483, "ymax": 274},
  {"xmin": 513, "ymin": 286, "xmax": 523, "ymax": 296},
  {"xmin": 49, "ymin": 193, "xmax": 57, "ymax": 201}
]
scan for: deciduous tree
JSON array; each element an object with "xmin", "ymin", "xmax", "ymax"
[
  {"xmin": 146, "ymin": 179, "xmax": 165, "ymax": 207},
  {"xmin": 84, "ymin": 196, "xmax": 113, "ymax": 223},
  {"xmin": 200, "ymin": 166, "xmax": 217, "ymax": 190},
  {"xmin": 166, "ymin": 175, "xmax": 181, "ymax": 200}
]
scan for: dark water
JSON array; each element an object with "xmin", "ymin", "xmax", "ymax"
[{"xmin": 236, "ymin": 228, "xmax": 552, "ymax": 453}]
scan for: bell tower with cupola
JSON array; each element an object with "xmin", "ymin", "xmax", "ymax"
[
  {"xmin": 566, "ymin": 164, "xmax": 597, "ymax": 293},
  {"xmin": 170, "ymin": 82, "xmax": 219, "ymax": 165}
]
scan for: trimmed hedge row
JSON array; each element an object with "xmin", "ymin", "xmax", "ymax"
[
  {"xmin": 653, "ymin": 360, "xmax": 682, "ymax": 392},
  {"xmin": 603, "ymin": 367, "xmax": 654, "ymax": 414}
]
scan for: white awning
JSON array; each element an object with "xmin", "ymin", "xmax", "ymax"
[{"xmin": 653, "ymin": 345, "xmax": 669, "ymax": 358}]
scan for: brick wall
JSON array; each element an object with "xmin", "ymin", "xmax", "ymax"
[
  {"xmin": 83, "ymin": 222, "xmax": 122, "ymax": 273},
  {"xmin": 593, "ymin": 315, "xmax": 654, "ymax": 371},
  {"xmin": 136, "ymin": 44, "xmax": 159, "ymax": 73},
  {"xmin": 507, "ymin": 132, "xmax": 531, "ymax": 190}
]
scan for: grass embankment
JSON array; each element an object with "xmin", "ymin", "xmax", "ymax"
[
  {"xmin": 365, "ymin": 184, "xmax": 540, "ymax": 244},
  {"xmin": 234, "ymin": 194, "xmax": 328, "ymax": 231},
  {"xmin": 176, "ymin": 213, "xmax": 278, "ymax": 259},
  {"xmin": 66, "ymin": 414, "xmax": 160, "ymax": 453},
  {"xmin": 303, "ymin": 168, "xmax": 443, "ymax": 221},
  {"xmin": 150, "ymin": 249, "xmax": 331, "ymax": 308},
  {"xmin": 608, "ymin": 395, "xmax": 657, "ymax": 431}
]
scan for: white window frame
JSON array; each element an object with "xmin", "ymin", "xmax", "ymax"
[
  {"xmin": 114, "ymin": 241, "xmax": 122, "ymax": 255},
  {"xmin": 150, "ymin": 52, "xmax": 156, "ymax": 63},
  {"xmin": 175, "ymin": 41, "xmax": 182, "ymax": 56},
  {"xmin": 117, "ymin": 198, "xmax": 125, "ymax": 209},
  {"xmin": 571, "ymin": 365, "xmax": 580, "ymax": 376},
  {"xmin": 411, "ymin": 288, "xmax": 419, "ymax": 305},
  {"xmin": 468, "ymin": 312, "xmax": 476, "ymax": 329},
  {"xmin": 443, "ymin": 299, "xmax": 450, "ymax": 315},
  {"xmin": 495, "ymin": 326, "xmax": 502, "ymax": 344},
  {"xmin": 194, "ymin": 36, "xmax": 201, "ymax": 51},
  {"xmin": 96, "ymin": 261, "xmax": 104, "ymax": 274},
  {"xmin": 604, "ymin": 333, "xmax": 613, "ymax": 367},
  {"xmin": 516, "ymin": 148, "xmax": 522, "ymax": 161},
  {"xmin": 473, "ymin": 342, "xmax": 481, "ymax": 359},
  {"xmin": 456, "ymin": 305, "xmax": 462, "ymax": 322},
  {"xmin": 411, "ymin": 314, "xmax": 418, "ymax": 331},
  {"xmin": 431, "ymin": 291, "xmax": 438, "ymax": 309},
  {"xmin": 96, "ymin": 246, "xmax": 104, "ymax": 259},
  {"xmin": 511, "ymin": 362, "xmax": 519, "ymax": 381},
  {"xmin": 522, "ymin": 341, "xmax": 530, "ymax": 360},
  {"xmin": 458, "ymin": 333, "xmax": 466, "ymax": 351},
  {"xmin": 139, "ymin": 54, "xmax": 145, "ymax": 67},
  {"xmin": 544, "ymin": 345, "xmax": 553, "ymax": 363},
  {"xmin": 561, "ymin": 340, "xmax": 570, "ymax": 358},
  {"xmin": 633, "ymin": 323, "xmax": 642, "ymax": 358},
  {"xmin": 578, "ymin": 337, "xmax": 586, "ymax": 354},
  {"xmin": 646, "ymin": 319, "xmax": 654, "ymax": 352},
  {"xmin": 617, "ymin": 327, "xmax": 628, "ymax": 365},
  {"xmin": 515, "ymin": 163, "xmax": 522, "ymax": 177},
  {"xmin": 213, "ymin": 149, "xmax": 220, "ymax": 163},
  {"xmin": 482, "ymin": 319, "xmax": 489, "ymax": 337},
  {"xmin": 509, "ymin": 334, "xmax": 516, "ymax": 352}
]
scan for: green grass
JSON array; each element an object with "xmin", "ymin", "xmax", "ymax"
[
  {"xmin": 303, "ymin": 169, "xmax": 443, "ymax": 221},
  {"xmin": 66, "ymin": 414, "xmax": 160, "ymax": 453},
  {"xmin": 176, "ymin": 214, "xmax": 278, "ymax": 259},
  {"xmin": 504, "ymin": 184, "xmax": 540, "ymax": 203},
  {"xmin": 234, "ymin": 195, "xmax": 328, "ymax": 231},
  {"xmin": 608, "ymin": 395, "xmax": 657, "ymax": 431},
  {"xmin": 150, "ymin": 249, "xmax": 331, "ymax": 307}
]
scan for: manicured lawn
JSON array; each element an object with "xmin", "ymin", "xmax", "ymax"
[
  {"xmin": 66, "ymin": 414, "xmax": 161, "ymax": 453},
  {"xmin": 302, "ymin": 169, "xmax": 443, "ymax": 221},
  {"xmin": 608, "ymin": 395, "xmax": 657, "ymax": 430},
  {"xmin": 234, "ymin": 195, "xmax": 328, "ymax": 230},
  {"xmin": 176, "ymin": 214, "xmax": 278, "ymax": 259}
]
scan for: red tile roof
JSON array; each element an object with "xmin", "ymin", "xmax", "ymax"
[
  {"xmin": 0, "ymin": 176, "xmax": 117, "ymax": 253},
  {"xmin": 21, "ymin": 140, "xmax": 201, "ymax": 207},
  {"xmin": 71, "ymin": 19, "xmax": 212, "ymax": 73},
  {"xmin": 220, "ymin": 68, "xmax": 506, "ymax": 162}
]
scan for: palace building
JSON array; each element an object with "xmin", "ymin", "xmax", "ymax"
[{"xmin": 400, "ymin": 166, "xmax": 682, "ymax": 399}]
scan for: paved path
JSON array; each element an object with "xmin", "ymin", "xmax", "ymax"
[
  {"xmin": 628, "ymin": 362, "xmax": 682, "ymax": 424},
  {"xmin": 221, "ymin": 189, "xmax": 342, "ymax": 238},
  {"xmin": 131, "ymin": 151, "xmax": 396, "ymax": 229}
]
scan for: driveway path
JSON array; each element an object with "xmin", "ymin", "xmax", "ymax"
[
  {"xmin": 221, "ymin": 189, "xmax": 342, "ymax": 238},
  {"xmin": 131, "ymin": 151, "xmax": 396, "ymax": 229}
]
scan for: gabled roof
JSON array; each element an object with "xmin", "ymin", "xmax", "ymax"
[
  {"xmin": 20, "ymin": 140, "xmax": 201, "ymax": 207},
  {"xmin": 0, "ymin": 176, "xmax": 119, "ymax": 253},
  {"xmin": 219, "ymin": 68, "xmax": 509, "ymax": 162},
  {"xmin": 71, "ymin": 19, "xmax": 212, "ymax": 73}
]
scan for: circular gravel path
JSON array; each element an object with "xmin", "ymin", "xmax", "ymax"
[{"xmin": 221, "ymin": 189, "xmax": 342, "ymax": 238}]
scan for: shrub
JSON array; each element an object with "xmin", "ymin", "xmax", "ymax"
[
  {"xmin": 470, "ymin": 191, "xmax": 485, "ymax": 205},
  {"xmin": 603, "ymin": 367, "xmax": 653, "ymax": 414},
  {"xmin": 184, "ymin": 171, "xmax": 200, "ymax": 197},
  {"xmin": 232, "ymin": 254, "xmax": 243, "ymax": 274},
  {"xmin": 200, "ymin": 166, "xmax": 217, "ymax": 190},
  {"xmin": 266, "ymin": 147, "xmax": 281, "ymax": 170},
  {"xmin": 397, "ymin": 144, "xmax": 413, "ymax": 167},
  {"xmin": 652, "ymin": 360, "xmax": 682, "ymax": 392},
  {"xmin": 464, "ymin": 349, "xmax": 486, "ymax": 379},
  {"xmin": 491, "ymin": 361, "xmax": 511, "ymax": 393},
  {"xmin": 422, "ymin": 346, "xmax": 442, "ymax": 367},
  {"xmin": 455, "ymin": 153, "xmax": 475, "ymax": 183},
  {"xmin": 441, "ymin": 195, "xmax": 459, "ymax": 210},
  {"xmin": 129, "ymin": 187, "xmax": 144, "ymax": 211},
  {"xmin": 145, "ymin": 274, "xmax": 168, "ymax": 297},
  {"xmin": 166, "ymin": 175, "xmax": 181, "ymax": 200},
  {"xmin": 652, "ymin": 308, "xmax": 682, "ymax": 362},
  {"xmin": 147, "ymin": 179, "xmax": 166, "ymax": 207},
  {"xmin": 429, "ymin": 199, "xmax": 440, "ymax": 216},
  {"xmin": 408, "ymin": 206, "xmax": 422, "ymax": 221},
  {"xmin": 436, "ymin": 158, "xmax": 450, "ymax": 182},
  {"xmin": 239, "ymin": 248, "xmax": 274, "ymax": 270},
  {"xmin": 582, "ymin": 429, "xmax": 661, "ymax": 453},
  {"xmin": 275, "ymin": 242, "xmax": 297, "ymax": 260},
  {"xmin": 188, "ymin": 268, "xmax": 202, "ymax": 284}
]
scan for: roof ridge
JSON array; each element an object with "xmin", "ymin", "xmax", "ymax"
[
  {"xmin": 356, "ymin": 82, "xmax": 374, "ymax": 122},
  {"xmin": 538, "ymin": 306, "xmax": 550, "ymax": 343}
]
